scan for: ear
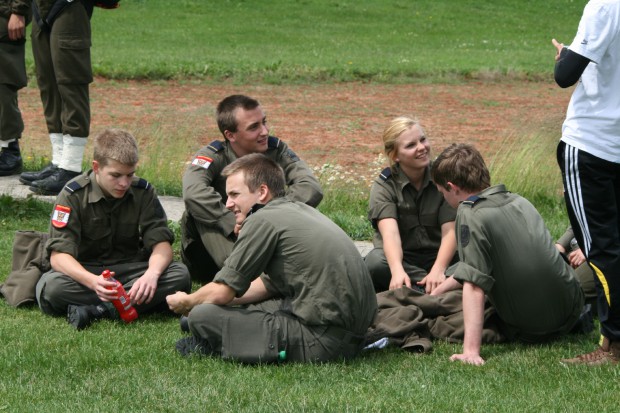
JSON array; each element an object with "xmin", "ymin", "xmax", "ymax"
[
  {"xmin": 224, "ymin": 130, "xmax": 235, "ymax": 142},
  {"xmin": 92, "ymin": 160, "xmax": 100, "ymax": 174},
  {"xmin": 446, "ymin": 181, "xmax": 461, "ymax": 194},
  {"xmin": 257, "ymin": 183, "xmax": 272, "ymax": 203}
]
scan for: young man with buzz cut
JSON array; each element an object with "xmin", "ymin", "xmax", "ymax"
[
  {"xmin": 168, "ymin": 153, "xmax": 376, "ymax": 363},
  {"xmin": 181, "ymin": 94, "xmax": 323, "ymax": 283},
  {"xmin": 430, "ymin": 143, "xmax": 585, "ymax": 366}
]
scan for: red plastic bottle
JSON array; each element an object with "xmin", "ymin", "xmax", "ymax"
[{"xmin": 102, "ymin": 269, "xmax": 138, "ymax": 323}]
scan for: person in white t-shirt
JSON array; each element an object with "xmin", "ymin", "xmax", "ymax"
[{"xmin": 553, "ymin": 0, "xmax": 620, "ymax": 365}]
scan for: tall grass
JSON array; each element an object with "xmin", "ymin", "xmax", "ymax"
[{"xmin": 487, "ymin": 130, "xmax": 568, "ymax": 238}]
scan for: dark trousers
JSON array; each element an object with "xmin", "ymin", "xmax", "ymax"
[
  {"xmin": 0, "ymin": 15, "xmax": 27, "ymax": 142},
  {"xmin": 558, "ymin": 141, "xmax": 620, "ymax": 340},
  {"xmin": 188, "ymin": 299, "xmax": 364, "ymax": 363},
  {"xmin": 180, "ymin": 211, "xmax": 234, "ymax": 283},
  {"xmin": 31, "ymin": 1, "xmax": 92, "ymax": 136},
  {"xmin": 36, "ymin": 261, "xmax": 191, "ymax": 316}
]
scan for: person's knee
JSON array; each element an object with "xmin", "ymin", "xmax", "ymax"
[
  {"xmin": 166, "ymin": 261, "xmax": 191, "ymax": 293},
  {"xmin": 364, "ymin": 250, "xmax": 390, "ymax": 291},
  {"xmin": 35, "ymin": 275, "xmax": 64, "ymax": 316},
  {"xmin": 188, "ymin": 303, "xmax": 220, "ymax": 325}
]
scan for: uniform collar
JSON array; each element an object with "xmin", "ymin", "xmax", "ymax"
[
  {"xmin": 392, "ymin": 163, "xmax": 432, "ymax": 192},
  {"xmin": 87, "ymin": 170, "xmax": 134, "ymax": 204},
  {"xmin": 477, "ymin": 184, "xmax": 508, "ymax": 198}
]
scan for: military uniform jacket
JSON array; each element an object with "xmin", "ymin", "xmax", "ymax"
[
  {"xmin": 213, "ymin": 198, "xmax": 377, "ymax": 335},
  {"xmin": 46, "ymin": 171, "xmax": 173, "ymax": 266},
  {"xmin": 368, "ymin": 163, "xmax": 456, "ymax": 255},
  {"xmin": 448, "ymin": 184, "xmax": 584, "ymax": 336},
  {"xmin": 182, "ymin": 136, "xmax": 323, "ymax": 237}
]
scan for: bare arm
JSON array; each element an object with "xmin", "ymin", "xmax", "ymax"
[
  {"xmin": 418, "ymin": 221, "xmax": 456, "ymax": 294},
  {"xmin": 450, "ymin": 281, "xmax": 486, "ymax": 365},
  {"xmin": 429, "ymin": 275, "xmax": 462, "ymax": 296},
  {"xmin": 128, "ymin": 241, "xmax": 173, "ymax": 306},
  {"xmin": 228, "ymin": 277, "xmax": 274, "ymax": 306},
  {"xmin": 166, "ymin": 282, "xmax": 236, "ymax": 315},
  {"xmin": 377, "ymin": 218, "xmax": 411, "ymax": 290}
]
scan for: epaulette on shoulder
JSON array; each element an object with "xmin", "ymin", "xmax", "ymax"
[
  {"xmin": 132, "ymin": 177, "xmax": 151, "ymax": 190},
  {"xmin": 379, "ymin": 167, "xmax": 392, "ymax": 182},
  {"xmin": 268, "ymin": 136, "xmax": 280, "ymax": 149},
  {"xmin": 206, "ymin": 140, "xmax": 224, "ymax": 153},
  {"xmin": 461, "ymin": 195, "xmax": 481, "ymax": 207},
  {"xmin": 63, "ymin": 175, "xmax": 90, "ymax": 194}
]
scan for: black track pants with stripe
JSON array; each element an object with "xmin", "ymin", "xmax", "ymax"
[{"xmin": 557, "ymin": 141, "xmax": 620, "ymax": 341}]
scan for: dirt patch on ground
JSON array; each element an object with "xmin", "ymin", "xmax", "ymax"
[{"xmin": 18, "ymin": 79, "xmax": 570, "ymax": 179}]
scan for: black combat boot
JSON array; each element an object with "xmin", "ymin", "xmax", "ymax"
[
  {"xmin": 175, "ymin": 336, "xmax": 213, "ymax": 357},
  {"xmin": 0, "ymin": 140, "xmax": 23, "ymax": 176},
  {"xmin": 179, "ymin": 315, "xmax": 190, "ymax": 333},
  {"xmin": 67, "ymin": 304, "xmax": 113, "ymax": 330},
  {"xmin": 29, "ymin": 167, "xmax": 80, "ymax": 195},
  {"xmin": 19, "ymin": 162, "xmax": 58, "ymax": 184}
]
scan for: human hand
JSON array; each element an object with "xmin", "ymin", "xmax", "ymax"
[
  {"xmin": 7, "ymin": 14, "xmax": 25, "ymax": 40},
  {"xmin": 417, "ymin": 269, "xmax": 446, "ymax": 294},
  {"xmin": 568, "ymin": 249, "xmax": 586, "ymax": 268},
  {"xmin": 552, "ymin": 38, "xmax": 564, "ymax": 61},
  {"xmin": 128, "ymin": 271, "xmax": 159, "ymax": 305},
  {"xmin": 94, "ymin": 271, "xmax": 121, "ymax": 302},
  {"xmin": 450, "ymin": 352, "xmax": 485, "ymax": 366},
  {"xmin": 389, "ymin": 270, "xmax": 411, "ymax": 290},
  {"xmin": 166, "ymin": 291, "xmax": 191, "ymax": 315},
  {"xmin": 233, "ymin": 223, "xmax": 242, "ymax": 237}
]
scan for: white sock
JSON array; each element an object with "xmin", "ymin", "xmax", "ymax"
[
  {"xmin": 50, "ymin": 133, "xmax": 64, "ymax": 166},
  {"xmin": 0, "ymin": 139, "xmax": 16, "ymax": 148},
  {"xmin": 59, "ymin": 135, "xmax": 87, "ymax": 173}
]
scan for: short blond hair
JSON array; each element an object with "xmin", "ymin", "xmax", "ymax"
[{"xmin": 93, "ymin": 129, "xmax": 139, "ymax": 167}]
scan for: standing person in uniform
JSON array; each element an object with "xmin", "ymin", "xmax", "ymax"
[
  {"xmin": 167, "ymin": 153, "xmax": 377, "ymax": 363},
  {"xmin": 181, "ymin": 94, "xmax": 323, "ymax": 283},
  {"xmin": 0, "ymin": 0, "xmax": 29, "ymax": 176},
  {"xmin": 20, "ymin": 0, "xmax": 96, "ymax": 195},
  {"xmin": 552, "ymin": 0, "xmax": 620, "ymax": 365},
  {"xmin": 430, "ymin": 143, "xmax": 585, "ymax": 366},
  {"xmin": 36, "ymin": 129, "xmax": 191, "ymax": 330},
  {"xmin": 365, "ymin": 116, "xmax": 457, "ymax": 293}
]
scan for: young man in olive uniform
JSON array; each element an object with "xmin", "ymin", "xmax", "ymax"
[
  {"xmin": 36, "ymin": 129, "xmax": 191, "ymax": 329},
  {"xmin": 181, "ymin": 94, "xmax": 323, "ymax": 283},
  {"xmin": 430, "ymin": 143, "xmax": 584, "ymax": 366},
  {"xmin": 21, "ymin": 0, "xmax": 96, "ymax": 195},
  {"xmin": 168, "ymin": 154, "xmax": 377, "ymax": 363},
  {"xmin": 0, "ymin": 0, "xmax": 29, "ymax": 176}
]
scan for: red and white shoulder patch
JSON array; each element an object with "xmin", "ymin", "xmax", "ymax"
[
  {"xmin": 51, "ymin": 205, "xmax": 71, "ymax": 228},
  {"xmin": 192, "ymin": 155, "xmax": 213, "ymax": 169}
]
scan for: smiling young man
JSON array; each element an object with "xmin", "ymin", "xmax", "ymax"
[
  {"xmin": 35, "ymin": 129, "xmax": 190, "ymax": 329},
  {"xmin": 430, "ymin": 143, "xmax": 585, "ymax": 366},
  {"xmin": 181, "ymin": 94, "xmax": 323, "ymax": 283},
  {"xmin": 168, "ymin": 153, "xmax": 377, "ymax": 363}
]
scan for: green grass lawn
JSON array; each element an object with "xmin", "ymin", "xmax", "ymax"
[
  {"xmin": 24, "ymin": 0, "xmax": 585, "ymax": 82},
  {"xmin": 4, "ymin": 1, "xmax": 619, "ymax": 411}
]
